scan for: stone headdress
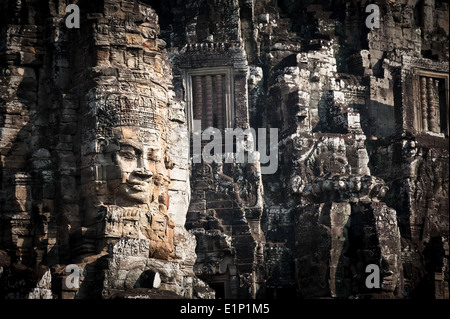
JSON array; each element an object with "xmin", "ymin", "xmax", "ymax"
[{"xmin": 95, "ymin": 93, "xmax": 166, "ymax": 139}]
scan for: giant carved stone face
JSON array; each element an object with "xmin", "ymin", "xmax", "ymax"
[
  {"xmin": 93, "ymin": 126, "xmax": 175, "ymax": 260},
  {"xmin": 111, "ymin": 139, "xmax": 154, "ymax": 204},
  {"xmin": 97, "ymin": 126, "xmax": 166, "ymax": 207}
]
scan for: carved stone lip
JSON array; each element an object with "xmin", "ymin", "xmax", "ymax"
[
  {"xmin": 131, "ymin": 185, "xmax": 146, "ymax": 192},
  {"xmin": 126, "ymin": 179, "xmax": 149, "ymax": 191}
]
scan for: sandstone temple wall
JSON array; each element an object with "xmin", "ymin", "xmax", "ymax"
[{"xmin": 0, "ymin": 0, "xmax": 448, "ymax": 299}]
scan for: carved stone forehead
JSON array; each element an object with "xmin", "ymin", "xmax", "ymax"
[{"xmin": 109, "ymin": 126, "xmax": 163, "ymax": 148}]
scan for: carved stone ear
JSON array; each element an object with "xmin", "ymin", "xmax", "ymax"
[{"xmin": 96, "ymin": 138, "xmax": 109, "ymax": 153}]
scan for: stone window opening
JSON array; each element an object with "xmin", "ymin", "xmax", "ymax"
[
  {"xmin": 413, "ymin": 70, "xmax": 449, "ymax": 137},
  {"xmin": 184, "ymin": 67, "xmax": 234, "ymax": 132}
]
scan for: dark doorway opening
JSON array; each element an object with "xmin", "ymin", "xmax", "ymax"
[{"xmin": 209, "ymin": 282, "xmax": 225, "ymax": 299}]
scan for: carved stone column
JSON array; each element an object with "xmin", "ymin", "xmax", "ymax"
[
  {"xmin": 427, "ymin": 77, "xmax": 437, "ymax": 132},
  {"xmin": 205, "ymin": 75, "xmax": 213, "ymax": 128},
  {"xmin": 215, "ymin": 74, "xmax": 224, "ymax": 130},
  {"xmin": 420, "ymin": 76, "xmax": 428, "ymax": 131},
  {"xmin": 194, "ymin": 75, "xmax": 203, "ymax": 124}
]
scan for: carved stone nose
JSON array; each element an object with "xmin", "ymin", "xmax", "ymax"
[{"xmin": 133, "ymin": 168, "xmax": 153, "ymax": 179}]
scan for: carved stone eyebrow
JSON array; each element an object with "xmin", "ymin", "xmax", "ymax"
[{"xmin": 119, "ymin": 140, "xmax": 143, "ymax": 154}]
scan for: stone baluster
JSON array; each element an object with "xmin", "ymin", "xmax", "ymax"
[
  {"xmin": 193, "ymin": 75, "xmax": 203, "ymax": 125},
  {"xmin": 426, "ymin": 77, "xmax": 437, "ymax": 132},
  {"xmin": 205, "ymin": 75, "xmax": 213, "ymax": 128},
  {"xmin": 420, "ymin": 76, "xmax": 428, "ymax": 132},
  {"xmin": 427, "ymin": 78, "xmax": 439, "ymax": 133},
  {"xmin": 215, "ymin": 74, "xmax": 223, "ymax": 130}
]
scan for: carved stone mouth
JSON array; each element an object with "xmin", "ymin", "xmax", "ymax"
[{"xmin": 126, "ymin": 179, "xmax": 148, "ymax": 191}]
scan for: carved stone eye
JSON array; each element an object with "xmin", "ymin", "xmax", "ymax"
[{"xmin": 120, "ymin": 150, "xmax": 136, "ymax": 160}]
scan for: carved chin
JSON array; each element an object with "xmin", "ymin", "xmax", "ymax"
[{"xmin": 116, "ymin": 184, "xmax": 150, "ymax": 204}]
